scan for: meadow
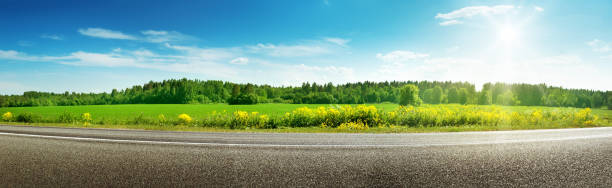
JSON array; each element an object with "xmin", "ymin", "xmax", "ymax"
[{"xmin": 1, "ymin": 103, "xmax": 610, "ymax": 133}]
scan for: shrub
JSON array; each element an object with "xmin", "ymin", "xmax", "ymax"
[
  {"xmin": 81, "ymin": 112, "xmax": 92, "ymax": 126},
  {"xmin": 337, "ymin": 121, "xmax": 369, "ymax": 130},
  {"xmin": 57, "ymin": 111, "xmax": 76, "ymax": 123},
  {"xmin": 158, "ymin": 114, "xmax": 167, "ymax": 125},
  {"xmin": 178, "ymin": 113, "xmax": 192, "ymax": 125},
  {"xmin": 2, "ymin": 112, "xmax": 13, "ymax": 121},
  {"xmin": 399, "ymin": 84, "xmax": 422, "ymax": 106},
  {"xmin": 228, "ymin": 94, "xmax": 258, "ymax": 105},
  {"xmin": 201, "ymin": 111, "xmax": 231, "ymax": 127},
  {"xmin": 131, "ymin": 113, "xmax": 152, "ymax": 125},
  {"xmin": 16, "ymin": 112, "xmax": 39, "ymax": 123},
  {"xmin": 231, "ymin": 111, "xmax": 249, "ymax": 129}
]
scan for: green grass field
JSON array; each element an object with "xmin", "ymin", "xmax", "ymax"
[
  {"xmin": 1, "ymin": 103, "xmax": 610, "ymax": 133},
  {"xmin": 0, "ymin": 103, "xmax": 396, "ymax": 120}
]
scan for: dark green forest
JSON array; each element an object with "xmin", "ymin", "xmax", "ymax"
[{"xmin": 0, "ymin": 78, "xmax": 610, "ymax": 109}]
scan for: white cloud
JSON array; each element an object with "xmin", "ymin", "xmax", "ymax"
[
  {"xmin": 446, "ymin": 46, "xmax": 460, "ymax": 53},
  {"xmin": 534, "ymin": 6, "xmax": 544, "ymax": 12},
  {"xmin": 141, "ymin": 30, "xmax": 168, "ymax": 35},
  {"xmin": 376, "ymin": 50, "xmax": 429, "ymax": 64},
  {"xmin": 78, "ymin": 28, "xmax": 193, "ymax": 43},
  {"xmin": 587, "ymin": 39, "xmax": 611, "ymax": 53},
  {"xmin": 141, "ymin": 30, "xmax": 193, "ymax": 43},
  {"xmin": 41, "ymin": 34, "xmax": 63, "ymax": 40},
  {"xmin": 436, "ymin": 5, "xmax": 515, "ymax": 20},
  {"xmin": 78, "ymin": 28, "xmax": 137, "ymax": 40},
  {"xmin": 372, "ymin": 52, "xmax": 610, "ymax": 91},
  {"xmin": 435, "ymin": 5, "xmax": 515, "ymax": 25},
  {"xmin": 535, "ymin": 55, "xmax": 582, "ymax": 65},
  {"xmin": 324, "ymin": 37, "xmax": 350, "ymax": 47},
  {"xmin": 165, "ymin": 43, "xmax": 237, "ymax": 60},
  {"xmin": 229, "ymin": 57, "xmax": 249, "ymax": 65},
  {"xmin": 249, "ymin": 43, "xmax": 330, "ymax": 57},
  {"xmin": 62, "ymin": 51, "xmax": 138, "ymax": 67},
  {"xmin": 131, "ymin": 49, "xmax": 155, "ymax": 57},
  {"xmin": 248, "ymin": 61, "xmax": 355, "ymax": 86},
  {"xmin": 0, "ymin": 82, "xmax": 33, "ymax": 95},
  {"xmin": 439, "ymin": 20, "xmax": 463, "ymax": 26},
  {"xmin": 0, "ymin": 50, "xmax": 22, "ymax": 59}
]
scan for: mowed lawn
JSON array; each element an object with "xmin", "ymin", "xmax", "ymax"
[
  {"xmin": 0, "ymin": 103, "xmax": 610, "ymax": 123},
  {"xmin": 0, "ymin": 103, "xmax": 399, "ymax": 122}
]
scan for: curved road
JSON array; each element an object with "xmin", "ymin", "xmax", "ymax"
[{"xmin": 1, "ymin": 125, "xmax": 611, "ymax": 187}]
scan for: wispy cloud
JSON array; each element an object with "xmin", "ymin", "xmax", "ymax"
[
  {"xmin": 229, "ymin": 57, "xmax": 249, "ymax": 65},
  {"xmin": 439, "ymin": 20, "xmax": 463, "ymax": 26},
  {"xmin": 141, "ymin": 30, "xmax": 194, "ymax": 43},
  {"xmin": 78, "ymin": 28, "xmax": 193, "ymax": 43},
  {"xmin": 376, "ymin": 50, "xmax": 429, "ymax": 64},
  {"xmin": 78, "ymin": 28, "xmax": 137, "ymax": 40},
  {"xmin": 372, "ymin": 50, "xmax": 609, "ymax": 91},
  {"xmin": 534, "ymin": 6, "xmax": 544, "ymax": 12},
  {"xmin": 165, "ymin": 43, "xmax": 238, "ymax": 61},
  {"xmin": 1, "ymin": 35, "xmax": 356, "ymax": 87},
  {"xmin": 324, "ymin": 37, "xmax": 350, "ymax": 47},
  {"xmin": 0, "ymin": 50, "xmax": 25, "ymax": 60},
  {"xmin": 249, "ymin": 43, "xmax": 330, "ymax": 57},
  {"xmin": 41, "ymin": 34, "xmax": 63, "ymax": 40},
  {"xmin": 587, "ymin": 39, "xmax": 611, "ymax": 53},
  {"xmin": 435, "ymin": 5, "xmax": 515, "ymax": 26}
]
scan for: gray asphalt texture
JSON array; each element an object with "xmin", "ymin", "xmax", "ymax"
[{"xmin": 1, "ymin": 125, "xmax": 611, "ymax": 187}]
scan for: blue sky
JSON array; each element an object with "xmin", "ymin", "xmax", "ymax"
[{"xmin": 1, "ymin": 0, "xmax": 611, "ymax": 94}]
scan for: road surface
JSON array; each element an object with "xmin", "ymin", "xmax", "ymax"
[{"xmin": 1, "ymin": 125, "xmax": 611, "ymax": 187}]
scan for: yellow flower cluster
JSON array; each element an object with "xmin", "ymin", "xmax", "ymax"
[
  {"xmin": 573, "ymin": 108, "xmax": 598, "ymax": 126},
  {"xmin": 178, "ymin": 113, "xmax": 193, "ymax": 124},
  {"xmin": 337, "ymin": 121, "xmax": 369, "ymax": 130},
  {"xmin": 231, "ymin": 110, "xmax": 270, "ymax": 129},
  {"xmin": 386, "ymin": 104, "xmax": 599, "ymax": 127},
  {"xmin": 2, "ymin": 112, "xmax": 13, "ymax": 121},
  {"xmin": 81, "ymin": 112, "xmax": 92, "ymax": 126},
  {"xmin": 282, "ymin": 105, "xmax": 381, "ymax": 128}
]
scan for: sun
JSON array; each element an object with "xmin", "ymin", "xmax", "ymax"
[{"xmin": 496, "ymin": 24, "xmax": 521, "ymax": 46}]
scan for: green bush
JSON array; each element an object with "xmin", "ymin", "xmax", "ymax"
[
  {"xmin": 399, "ymin": 84, "xmax": 422, "ymax": 106},
  {"xmin": 130, "ymin": 113, "xmax": 153, "ymax": 125},
  {"xmin": 57, "ymin": 111, "xmax": 76, "ymax": 123},
  {"xmin": 16, "ymin": 112, "xmax": 40, "ymax": 123},
  {"xmin": 228, "ymin": 94, "xmax": 258, "ymax": 105}
]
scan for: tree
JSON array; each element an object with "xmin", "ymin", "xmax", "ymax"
[
  {"xmin": 458, "ymin": 88, "xmax": 469, "ymax": 105},
  {"xmin": 591, "ymin": 93, "xmax": 603, "ymax": 108},
  {"xmin": 478, "ymin": 91, "xmax": 492, "ymax": 105},
  {"xmin": 231, "ymin": 85, "xmax": 240, "ymax": 97},
  {"xmin": 423, "ymin": 88, "xmax": 434, "ymax": 104},
  {"xmin": 447, "ymin": 87, "xmax": 459, "ymax": 103},
  {"xmin": 607, "ymin": 92, "xmax": 612, "ymax": 110},
  {"xmin": 228, "ymin": 93, "xmax": 258, "ymax": 105},
  {"xmin": 431, "ymin": 86, "xmax": 443, "ymax": 104},
  {"xmin": 399, "ymin": 84, "xmax": 422, "ymax": 106},
  {"xmin": 495, "ymin": 90, "xmax": 520, "ymax": 106}
]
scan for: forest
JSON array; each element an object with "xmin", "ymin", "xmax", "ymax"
[{"xmin": 0, "ymin": 78, "xmax": 610, "ymax": 109}]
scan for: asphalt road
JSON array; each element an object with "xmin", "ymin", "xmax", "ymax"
[{"xmin": 1, "ymin": 125, "xmax": 611, "ymax": 187}]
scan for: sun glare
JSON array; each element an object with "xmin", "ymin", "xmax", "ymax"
[{"xmin": 496, "ymin": 24, "xmax": 521, "ymax": 46}]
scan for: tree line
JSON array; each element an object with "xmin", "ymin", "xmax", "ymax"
[{"xmin": 0, "ymin": 78, "xmax": 610, "ymax": 109}]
